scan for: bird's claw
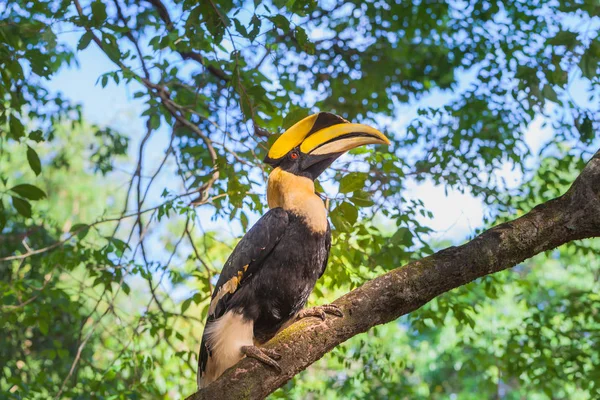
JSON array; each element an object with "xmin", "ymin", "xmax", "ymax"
[
  {"xmin": 241, "ymin": 345, "xmax": 282, "ymax": 373},
  {"xmin": 297, "ymin": 304, "xmax": 344, "ymax": 321},
  {"xmin": 261, "ymin": 347, "xmax": 282, "ymax": 360}
]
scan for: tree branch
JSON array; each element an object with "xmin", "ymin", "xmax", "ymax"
[
  {"xmin": 145, "ymin": 0, "xmax": 173, "ymax": 30},
  {"xmin": 188, "ymin": 148, "xmax": 600, "ymax": 400},
  {"xmin": 144, "ymin": 0, "xmax": 229, "ymax": 82}
]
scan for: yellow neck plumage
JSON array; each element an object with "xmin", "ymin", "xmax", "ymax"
[{"xmin": 267, "ymin": 168, "xmax": 328, "ymax": 233}]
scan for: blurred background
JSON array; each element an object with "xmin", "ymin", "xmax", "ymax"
[{"xmin": 1, "ymin": 1, "xmax": 599, "ymax": 398}]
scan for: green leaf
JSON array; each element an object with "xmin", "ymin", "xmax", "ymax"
[
  {"xmin": 39, "ymin": 319, "xmax": 49, "ymax": 335},
  {"xmin": 29, "ymin": 129, "xmax": 44, "ymax": 142},
  {"xmin": 542, "ymin": 84, "xmax": 558, "ymax": 103},
  {"xmin": 269, "ymin": 15, "xmax": 290, "ymax": 32},
  {"xmin": 577, "ymin": 116, "xmax": 594, "ymax": 144},
  {"xmin": 100, "ymin": 34, "xmax": 121, "ymax": 64},
  {"xmin": 150, "ymin": 114, "xmax": 161, "ymax": 130},
  {"xmin": 27, "ymin": 145, "xmax": 42, "ymax": 175},
  {"xmin": 330, "ymin": 201, "xmax": 358, "ymax": 231},
  {"xmin": 192, "ymin": 292, "xmax": 205, "ymax": 304},
  {"xmin": 181, "ymin": 298, "xmax": 193, "ymax": 314},
  {"xmin": 351, "ymin": 190, "xmax": 375, "ymax": 207},
  {"xmin": 77, "ymin": 31, "xmax": 93, "ymax": 50},
  {"xmin": 240, "ymin": 212, "xmax": 248, "ymax": 231},
  {"xmin": 91, "ymin": 0, "xmax": 107, "ymax": 25},
  {"xmin": 340, "ymin": 202, "xmax": 358, "ymax": 225},
  {"xmin": 12, "ymin": 196, "xmax": 32, "ymax": 218},
  {"xmin": 294, "ymin": 26, "xmax": 314, "ymax": 54},
  {"xmin": 339, "ymin": 172, "xmax": 367, "ymax": 193},
  {"xmin": 70, "ymin": 223, "xmax": 90, "ymax": 240},
  {"xmin": 248, "ymin": 15, "xmax": 262, "ymax": 41},
  {"xmin": 188, "ymin": 4, "xmax": 228, "ymax": 42},
  {"xmin": 107, "ymin": 238, "xmax": 129, "ymax": 256},
  {"xmin": 579, "ymin": 51, "xmax": 598, "ymax": 80},
  {"xmin": 314, "ymin": 179, "xmax": 325, "ymax": 193},
  {"xmin": 9, "ymin": 115, "xmax": 25, "ymax": 140},
  {"xmin": 233, "ymin": 18, "xmax": 248, "ymax": 37},
  {"xmin": 391, "ymin": 227, "xmax": 413, "ymax": 247},
  {"xmin": 547, "ymin": 30, "xmax": 579, "ymax": 49},
  {"xmin": 10, "ymin": 184, "xmax": 46, "ymax": 200}
]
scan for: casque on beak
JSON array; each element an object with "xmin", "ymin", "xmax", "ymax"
[{"xmin": 264, "ymin": 112, "xmax": 390, "ymax": 180}]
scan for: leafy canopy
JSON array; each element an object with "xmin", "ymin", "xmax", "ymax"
[{"xmin": 1, "ymin": 0, "xmax": 599, "ymax": 398}]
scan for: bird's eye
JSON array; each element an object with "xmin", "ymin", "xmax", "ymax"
[{"xmin": 290, "ymin": 151, "xmax": 299, "ymax": 160}]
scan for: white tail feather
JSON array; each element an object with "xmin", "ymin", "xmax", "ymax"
[{"xmin": 198, "ymin": 311, "xmax": 254, "ymax": 388}]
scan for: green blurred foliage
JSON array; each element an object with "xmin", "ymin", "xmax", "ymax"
[{"xmin": 1, "ymin": 0, "xmax": 599, "ymax": 399}]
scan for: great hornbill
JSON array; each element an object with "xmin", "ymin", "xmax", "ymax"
[{"xmin": 197, "ymin": 112, "xmax": 390, "ymax": 388}]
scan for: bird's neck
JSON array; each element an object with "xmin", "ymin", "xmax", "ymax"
[{"xmin": 267, "ymin": 167, "xmax": 327, "ymax": 233}]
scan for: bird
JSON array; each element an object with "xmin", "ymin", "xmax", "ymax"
[{"xmin": 197, "ymin": 112, "xmax": 390, "ymax": 388}]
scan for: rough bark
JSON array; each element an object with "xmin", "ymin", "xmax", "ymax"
[{"xmin": 187, "ymin": 149, "xmax": 600, "ymax": 400}]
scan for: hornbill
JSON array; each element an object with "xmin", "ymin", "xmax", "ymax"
[{"xmin": 197, "ymin": 112, "xmax": 390, "ymax": 388}]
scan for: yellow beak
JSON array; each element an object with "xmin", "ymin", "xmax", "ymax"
[
  {"xmin": 299, "ymin": 122, "xmax": 390, "ymax": 155},
  {"xmin": 266, "ymin": 112, "xmax": 390, "ymax": 161}
]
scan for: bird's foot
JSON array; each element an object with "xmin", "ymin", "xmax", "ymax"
[
  {"xmin": 241, "ymin": 345, "xmax": 282, "ymax": 373},
  {"xmin": 297, "ymin": 304, "xmax": 344, "ymax": 321}
]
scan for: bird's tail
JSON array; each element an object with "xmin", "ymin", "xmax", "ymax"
[
  {"xmin": 197, "ymin": 333, "xmax": 210, "ymax": 389},
  {"xmin": 197, "ymin": 311, "xmax": 254, "ymax": 389}
]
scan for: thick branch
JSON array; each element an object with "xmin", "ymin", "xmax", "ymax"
[{"xmin": 189, "ymin": 149, "xmax": 600, "ymax": 400}]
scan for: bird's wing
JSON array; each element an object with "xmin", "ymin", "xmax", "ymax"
[
  {"xmin": 207, "ymin": 207, "xmax": 290, "ymax": 320},
  {"xmin": 319, "ymin": 221, "xmax": 331, "ymax": 278},
  {"xmin": 198, "ymin": 207, "xmax": 289, "ymax": 378}
]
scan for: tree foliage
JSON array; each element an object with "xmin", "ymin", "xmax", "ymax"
[{"xmin": 1, "ymin": 0, "xmax": 599, "ymax": 398}]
